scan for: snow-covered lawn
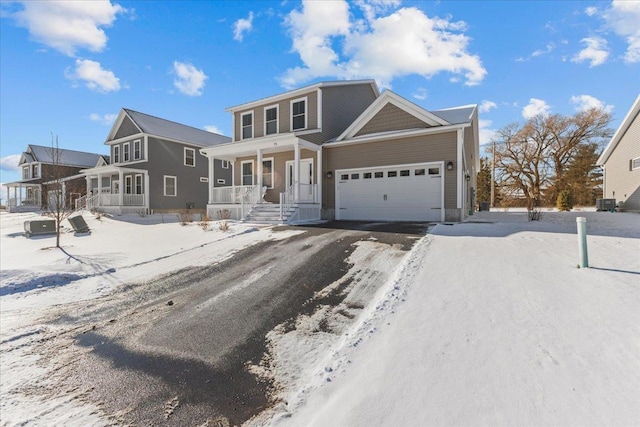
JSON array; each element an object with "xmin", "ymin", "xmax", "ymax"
[
  {"xmin": 1, "ymin": 210, "xmax": 639, "ymax": 426},
  {"xmin": 268, "ymin": 211, "xmax": 640, "ymax": 426}
]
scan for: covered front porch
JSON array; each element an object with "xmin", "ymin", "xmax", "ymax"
[
  {"xmin": 3, "ymin": 182, "xmax": 42, "ymax": 213},
  {"xmin": 79, "ymin": 165, "xmax": 149, "ymax": 214},
  {"xmin": 200, "ymin": 134, "xmax": 322, "ymax": 223}
]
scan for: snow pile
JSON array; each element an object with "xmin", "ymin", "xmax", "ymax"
[{"xmin": 269, "ymin": 211, "xmax": 640, "ymax": 426}]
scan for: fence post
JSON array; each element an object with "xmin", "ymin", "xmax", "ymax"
[{"xmin": 576, "ymin": 217, "xmax": 589, "ymax": 268}]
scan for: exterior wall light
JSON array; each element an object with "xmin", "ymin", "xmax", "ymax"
[
  {"xmin": 446, "ymin": 161, "xmax": 454, "ymax": 171},
  {"xmin": 326, "ymin": 171, "xmax": 333, "ymax": 179}
]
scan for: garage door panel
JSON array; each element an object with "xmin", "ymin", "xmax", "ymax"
[{"xmin": 337, "ymin": 163, "xmax": 442, "ymax": 222}]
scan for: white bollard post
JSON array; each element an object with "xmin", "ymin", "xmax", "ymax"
[{"xmin": 576, "ymin": 217, "xmax": 589, "ymax": 268}]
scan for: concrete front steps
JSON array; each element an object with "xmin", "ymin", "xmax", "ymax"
[{"xmin": 243, "ymin": 203, "xmax": 297, "ymax": 224}]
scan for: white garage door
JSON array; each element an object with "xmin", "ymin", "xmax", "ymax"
[{"xmin": 336, "ymin": 163, "xmax": 443, "ymax": 222}]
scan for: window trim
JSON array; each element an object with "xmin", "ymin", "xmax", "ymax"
[
  {"xmin": 164, "ymin": 175, "xmax": 177, "ymax": 197},
  {"xmin": 264, "ymin": 104, "xmax": 279, "ymax": 136},
  {"xmin": 32, "ymin": 164, "xmax": 39, "ymax": 178},
  {"xmin": 133, "ymin": 139, "xmax": 141, "ymax": 160},
  {"xmin": 241, "ymin": 111, "xmax": 254, "ymax": 140},
  {"xmin": 123, "ymin": 142, "xmax": 130, "ymax": 163},
  {"xmin": 221, "ymin": 160, "xmax": 230, "ymax": 169},
  {"xmin": 22, "ymin": 166, "xmax": 30, "ymax": 180},
  {"xmin": 262, "ymin": 157, "xmax": 274, "ymax": 189},
  {"xmin": 134, "ymin": 174, "xmax": 143, "ymax": 194},
  {"xmin": 632, "ymin": 157, "xmax": 640, "ymax": 171},
  {"xmin": 290, "ymin": 97, "xmax": 308, "ymax": 131},
  {"xmin": 113, "ymin": 145, "xmax": 120, "ymax": 164},
  {"xmin": 184, "ymin": 147, "xmax": 196, "ymax": 167},
  {"xmin": 241, "ymin": 160, "xmax": 254, "ymax": 186}
]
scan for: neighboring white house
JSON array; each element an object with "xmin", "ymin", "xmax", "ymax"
[{"xmin": 597, "ymin": 94, "xmax": 640, "ymax": 212}]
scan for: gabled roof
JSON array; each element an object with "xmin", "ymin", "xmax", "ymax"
[
  {"xmin": 597, "ymin": 94, "xmax": 640, "ymax": 166},
  {"xmin": 431, "ymin": 105, "xmax": 477, "ymax": 125},
  {"xmin": 107, "ymin": 108, "xmax": 231, "ymax": 147},
  {"xmin": 18, "ymin": 145, "xmax": 106, "ymax": 168},
  {"xmin": 335, "ymin": 90, "xmax": 452, "ymax": 142},
  {"xmin": 226, "ymin": 80, "xmax": 380, "ymax": 112}
]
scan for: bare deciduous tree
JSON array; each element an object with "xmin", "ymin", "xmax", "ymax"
[{"xmin": 491, "ymin": 109, "xmax": 612, "ymax": 208}]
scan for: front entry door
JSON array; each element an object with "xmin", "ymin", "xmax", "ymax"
[{"xmin": 286, "ymin": 159, "xmax": 314, "ymax": 202}]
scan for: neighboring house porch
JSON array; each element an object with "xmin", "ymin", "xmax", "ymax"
[
  {"xmin": 201, "ymin": 134, "xmax": 322, "ymax": 223},
  {"xmin": 5, "ymin": 182, "xmax": 42, "ymax": 212},
  {"xmin": 77, "ymin": 165, "xmax": 149, "ymax": 215}
]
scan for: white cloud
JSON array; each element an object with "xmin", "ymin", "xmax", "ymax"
[
  {"xmin": 585, "ymin": 6, "xmax": 598, "ymax": 17},
  {"xmin": 281, "ymin": 1, "xmax": 486, "ymax": 89},
  {"xmin": 604, "ymin": 0, "xmax": 640, "ymax": 63},
  {"xmin": 4, "ymin": 0, "xmax": 125, "ymax": 56},
  {"xmin": 66, "ymin": 59, "xmax": 121, "ymax": 92},
  {"xmin": 572, "ymin": 37, "xmax": 609, "ymax": 67},
  {"xmin": 0, "ymin": 155, "xmax": 22, "ymax": 173},
  {"xmin": 570, "ymin": 94, "xmax": 613, "ymax": 113},
  {"xmin": 172, "ymin": 61, "xmax": 208, "ymax": 96},
  {"xmin": 479, "ymin": 119, "xmax": 497, "ymax": 146},
  {"xmin": 412, "ymin": 87, "xmax": 428, "ymax": 100},
  {"xmin": 522, "ymin": 98, "xmax": 550, "ymax": 119},
  {"xmin": 90, "ymin": 113, "xmax": 118, "ymax": 125},
  {"xmin": 233, "ymin": 11, "xmax": 254, "ymax": 42},
  {"xmin": 204, "ymin": 125, "xmax": 223, "ymax": 134},
  {"xmin": 479, "ymin": 100, "xmax": 497, "ymax": 113}
]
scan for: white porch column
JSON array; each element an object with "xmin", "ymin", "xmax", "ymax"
[
  {"xmin": 118, "ymin": 169, "xmax": 124, "ymax": 206},
  {"xmin": 294, "ymin": 141, "xmax": 300, "ymax": 202},
  {"xmin": 144, "ymin": 171, "xmax": 150, "ymax": 212},
  {"xmin": 316, "ymin": 147, "xmax": 322, "ymax": 205},
  {"xmin": 97, "ymin": 172, "xmax": 102, "ymax": 206},
  {"xmin": 208, "ymin": 156, "xmax": 215, "ymax": 203},
  {"xmin": 257, "ymin": 148, "xmax": 263, "ymax": 202},
  {"xmin": 85, "ymin": 176, "xmax": 91, "ymax": 195}
]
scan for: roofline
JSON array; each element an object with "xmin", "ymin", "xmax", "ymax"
[
  {"xmin": 225, "ymin": 80, "xmax": 379, "ymax": 112},
  {"xmin": 597, "ymin": 94, "xmax": 640, "ymax": 165},
  {"xmin": 106, "ymin": 131, "xmax": 230, "ymax": 148},
  {"xmin": 326, "ymin": 123, "xmax": 469, "ymax": 147}
]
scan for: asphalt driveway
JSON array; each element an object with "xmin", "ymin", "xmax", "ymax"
[{"xmin": 42, "ymin": 221, "xmax": 429, "ymax": 426}]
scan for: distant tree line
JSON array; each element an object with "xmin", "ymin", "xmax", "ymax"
[{"xmin": 477, "ymin": 108, "xmax": 612, "ymax": 209}]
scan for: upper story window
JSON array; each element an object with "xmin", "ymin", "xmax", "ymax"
[
  {"xmin": 22, "ymin": 166, "xmax": 30, "ymax": 180},
  {"xmin": 113, "ymin": 145, "xmax": 120, "ymax": 163},
  {"xmin": 265, "ymin": 105, "xmax": 278, "ymax": 135},
  {"xmin": 291, "ymin": 98, "xmax": 307, "ymax": 131},
  {"xmin": 632, "ymin": 157, "xmax": 640, "ymax": 170},
  {"xmin": 123, "ymin": 142, "xmax": 130, "ymax": 162},
  {"xmin": 133, "ymin": 139, "xmax": 141, "ymax": 160},
  {"xmin": 184, "ymin": 147, "xmax": 196, "ymax": 167},
  {"xmin": 241, "ymin": 112, "xmax": 253, "ymax": 139},
  {"xmin": 32, "ymin": 164, "xmax": 39, "ymax": 178}
]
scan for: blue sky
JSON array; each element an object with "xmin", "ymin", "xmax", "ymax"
[{"xmin": 1, "ymin": 0, "xmax": 639, "ymax": 191}]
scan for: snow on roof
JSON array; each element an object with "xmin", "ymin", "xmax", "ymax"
[
  {"xmin": 431, "ymin": 105, "xmax": 477, "ymax": 125},
  {"xmin": 22, "ymin": 145, "xmax": 106, "ymax": 168},
  {"xmin": 124, "ymin": 109, "xmax": 231, "ymax": 147}
]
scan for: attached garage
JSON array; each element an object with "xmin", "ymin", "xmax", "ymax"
[{"xmin": 335, "ymin": 162, "xmax": 444, "ymax": 222}]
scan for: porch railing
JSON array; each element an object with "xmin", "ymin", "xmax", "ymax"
[
  {"xmin": 211, "ymin": 185, "xmax": 262, "ymax": 204},
  {"xmin": 77, "ymin": 193, "xmax": 144, "ymax": 210}
]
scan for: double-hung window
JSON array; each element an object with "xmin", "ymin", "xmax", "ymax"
[
  {"xmin": 32, "ymin": 164, "xmax": 39, "ymax": 178},
  {"xmin": 241, "ymin": 161, "xmax": 254, "ymax": 186},
  {"xmin": 164, "ymin": 176, "xmax": 177, "ymax": 197},
  {"xmin": 123, "ymin": 142, "xmax": 130, "ymax": 162},
  {"xmin": 262, "ymin": 158, "xmax": 274, "ymax": 188},
  {"xmin": 184, "ymin": 147, "xmax": 195, "ymax": 167},
  {"xmin": 113, "ymin": 145, "xmax": 120, "ymax": 164},
  {"xmin": 265, "ymin": 106, "xmax": 278, "ymax": 135},
  {"xmin": 291, "ymin": 98, "xmax": 307, "ymax": 131},
  {"xmin": 135, "ymin": 174, "xmax": 143, "ymax": 194},
  {"xmin": 133, "ymin": 139, "xmax": 141, "ymax": 160},
  {"xmin": 241, "ymin": 112, "xmax": 253, "ymax": 139},
  {"xmin": 22, "ymin": 166, "xmax": 29, "ymax": 180},
  {"xmin": 125, "ymin": 175, "xmax": 132, "ymax": 194}
]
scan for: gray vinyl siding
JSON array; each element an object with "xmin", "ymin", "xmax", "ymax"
[
  {"xmin": 323, "ymin": 131, "xmax": 458, "ymax": 212},
  {"xmin": 234, "ymin": 91, "xmax": 319, "ymax": 141},
  {"xmin": 320, "ymin": 84, "xmax": 378, "ymax": 140},
  {"xmin": 233, "ymin": 150, "xmax": 318, "ymax": 203},
  {"xmin": 604, "ymin": 111, "xmax": 640, "ymax": 211},
  {"xmin": 355, "ymin": 103, "xmax": 430, "ymax": 137},
  {"xmin": 146, "ymin": 137, "xmax": 210, "ymax": 210},
  {"xmin": 113, "ymin": 116, "xmax": 140, "ymax": 140}
]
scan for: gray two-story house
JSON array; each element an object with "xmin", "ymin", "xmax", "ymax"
[
  {"xmin": 200, "ymin": 80, "xmax": 479, "ymax": 223},
  {"xmin": 80, "ymin": 108, "xmax": 231, "ymax": 215}
]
